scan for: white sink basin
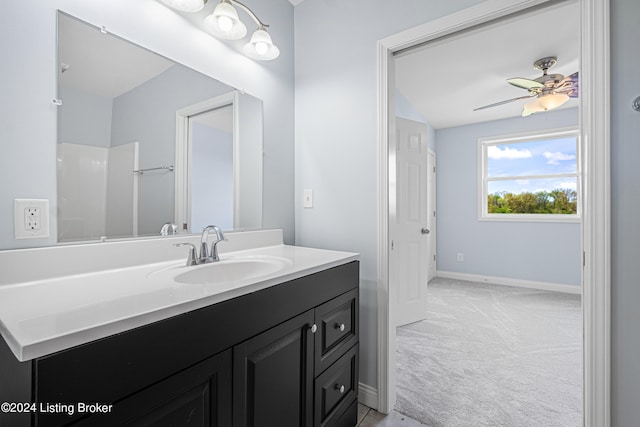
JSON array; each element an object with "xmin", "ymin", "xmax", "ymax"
[{"xmin": 171, "ymin": 256, "xmax": 292, "ymax": 285}]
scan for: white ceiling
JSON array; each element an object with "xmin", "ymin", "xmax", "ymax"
[
  {"xmin": 58, "ymin": 14, "xmax": 175, "ymax": 99},
  {"xmin": 395, "ymin": 1, "xmax": 580, "ymax": 130},
  {"xmin": 58, "ymin": 13, "xmax": 232, "ymax": 133}
]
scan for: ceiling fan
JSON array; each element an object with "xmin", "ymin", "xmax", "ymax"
[{"xmin": 474, "ymin": 56, "xmax": 579, "ymax": 117}]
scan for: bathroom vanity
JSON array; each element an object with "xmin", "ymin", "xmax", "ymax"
[{"xmin": 0, "ymin": 232, "xmax": 359, "ymax": 427}]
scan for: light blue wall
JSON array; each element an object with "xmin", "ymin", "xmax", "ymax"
[
  {"xmin": 396, "ymin": 92, "xmax": 427, "ymax": 123},
  {"xmin": 396, "ymin": 92, "xmax": 436, "ymax": 151},
  {"xmin": 58, "ymin": 87, "xmax": 113, "ymax": 147},
  {"xmin": 435, "ymin": 108, "xmax": 581, "ymax": 286},
  {"xmin": 610, "ymin": 0, "xmax": 640, "ymax": 425},
  {"xmin": 294, "ymin": 0, "xmax": 484, "ymax": 391},
  {"xmin": 0, "ymin": 0, "xmax": 294, "ymax": 249}
]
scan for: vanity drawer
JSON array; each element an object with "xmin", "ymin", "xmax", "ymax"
[
  {"xmin": 314, "ymin": 344, "xmax": 358, "ymax": 427},
  {"xmin": 314, "ymin": 288, "xmax": 359, "ymax": 375}
]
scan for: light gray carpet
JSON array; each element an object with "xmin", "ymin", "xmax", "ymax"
[{"xmin": 395, "ymin": 278, "xmax": 582, "ymax": 427}]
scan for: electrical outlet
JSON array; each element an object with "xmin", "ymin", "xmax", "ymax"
[
  {"xmin": 24, "ymin": 207, "xmax": 41, "ymax": 230},
  {"xmin": 15, "ymin": 199, "xmax": 49, "ymax": 239},
  {"xmin": 457, "ymin": 252, "xmax": 464, "ymax": 262}
]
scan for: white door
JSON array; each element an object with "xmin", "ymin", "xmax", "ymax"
[{"xmin": 391, "ymin": 118, "xmax": 432, "ymax": 327}]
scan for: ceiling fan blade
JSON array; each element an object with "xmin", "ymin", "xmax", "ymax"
[
  {"xmin": 555, "ymin": 85, "xmax": 580, "ymax": 98},
  {"xmin": 558, "ymin": 71, "xmax": 578, "ymax": 85},
  {"xmin": 555, "ymin": 71, "xmax": 579, "ymax": 97},
  {"xmin": 507, "ymin": 78, "xmax": 544, "ymax": 90},
  {"xmin": 474, "ymin": 95, "xmax": 536, "ymax": 111}
]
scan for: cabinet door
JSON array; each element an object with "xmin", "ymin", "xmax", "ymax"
[
  {"xmin": 233, "ymin": 310, "xmax": 315, "ymax": 427},
  {"xmin": 71, "ymin": 350, "xmax": 232, "ymax": 427}
]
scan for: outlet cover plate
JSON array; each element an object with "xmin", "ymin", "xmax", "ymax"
[{"xmin": 15, "ymin": 199, "xmax": 50, "ymax": 239}]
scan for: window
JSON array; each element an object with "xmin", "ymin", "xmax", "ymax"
[{"xmin": 478, "ymin": 128, "xmax": 580, "ymax": 222}]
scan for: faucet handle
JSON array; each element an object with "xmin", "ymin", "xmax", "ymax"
[{"xmin": 174, "ymin": 243, "xmax": 198, "ymax": 266}]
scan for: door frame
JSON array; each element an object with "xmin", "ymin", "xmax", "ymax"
[
  {"xmin": 375, "ymin": 1, "xmax": 610, "ymax": 426},
  {"xmin": 174, "ymin": 91, "xmax": 239, "ymax": 232}
]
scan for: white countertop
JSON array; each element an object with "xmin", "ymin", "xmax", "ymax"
[{"xmin": 0, "ymin": 244, "xmax": 358, "ymax": 362}]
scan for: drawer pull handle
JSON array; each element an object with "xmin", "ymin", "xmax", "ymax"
[
  {"xmin": 335, "ymin": 384, "xmax": 345, "ymax": 394},
  {"xmin": 310, "ymin": 324, "xmax": 318, "ymax": 333},
  {"xmin": 335, "ymin": 323, "xmax": 346, "ymax": 332}
]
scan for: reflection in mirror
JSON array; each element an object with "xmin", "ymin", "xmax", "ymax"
[
  {"xmin": 56, "ymin": 12, "xmax": 263, "ymax": 243},
  {"xmin": 190, "ymin": 105, "xmax": 234, "ymax": 232}
]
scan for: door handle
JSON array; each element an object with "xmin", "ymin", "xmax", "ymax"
[{"xmin": 421, "ymin": 228, "xmax": 430, "ymax": 235}]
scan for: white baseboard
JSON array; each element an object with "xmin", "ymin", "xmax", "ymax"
[
  {"xmin": 436, "ymin": 270, "xmax": 581, "ymax": 295},
  {"xmin": 358, "ymin": 382, "xmax": 378, "ymax": 410}
]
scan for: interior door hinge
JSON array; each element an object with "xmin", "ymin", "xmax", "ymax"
[
  {"xmin": 583, "ymin": 251, "xmax": 586, "ymax": 267},
  {"xmin": 391, "ymin": 240, "xmax": 394, "ymax": 251}
]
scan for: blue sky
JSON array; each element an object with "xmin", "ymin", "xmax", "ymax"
[{"xmin": 486, "ymin": 136, "xmax": 577, "ymax": 194}]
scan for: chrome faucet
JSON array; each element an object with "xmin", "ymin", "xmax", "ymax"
[
  {"xmin": 160, "ymin": 222, "xmax": 178, "ymax": 236},
  {"xmin": 200, "ymin": 225, "xmax": 226, "ymax": 263},
  {"xmin": 174, "ymin": 225, "xmax": 226, "ymax": 266}
]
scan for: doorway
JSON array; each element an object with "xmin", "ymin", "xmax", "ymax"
[{"xmin": 376, "ymin": 0, "xmax": 610, "ymax": 425}]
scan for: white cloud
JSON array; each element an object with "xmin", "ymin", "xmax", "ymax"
[
  {"xmin": 516, "ymin": 179, "xmax": 530, "ymax": 185},
  {"xmin": 487, "ymin": 146, "xmax": 532, "ymax": 160},
  {"xmin": 558, "ymin": 181, "xmax": 577, "ymax": 190},
  {"xmin": 543, "ymin": 151, "xmax": 576, "ymax": 165}
]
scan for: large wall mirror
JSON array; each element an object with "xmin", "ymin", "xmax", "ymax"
[{"xmin": 56, "ymin": 12, "xmax": 263, "ymax": 243}]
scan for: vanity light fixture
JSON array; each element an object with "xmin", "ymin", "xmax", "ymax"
[{"xmin": 159, "ymin": 0, "xmax": 280, "ymax": 61}]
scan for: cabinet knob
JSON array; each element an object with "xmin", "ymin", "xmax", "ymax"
[
  {"xmin": 335, "ymin": 323, "xmax": 345, "ymax": 332},
  {"xmin": 335, "ymin": 384, "xmax": 345, "ymax": 394},
  {"xmin": 310, "ymin": 324, "xmax": 317, "ymax": 333}
]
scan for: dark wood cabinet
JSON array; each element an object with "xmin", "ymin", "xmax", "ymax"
[
  {"xmin": 73, "ymin": 349, "xmax": 232, "ymax": 427},
  {"xmin": 0, "ymin": 261, "xmax": 359, "ymax": 427},
  {"xmin": 233, "ymin": 310, "xmax": 315, "ymax": 427}
]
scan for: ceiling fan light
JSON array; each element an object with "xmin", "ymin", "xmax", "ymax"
[
  {"xmin": 204, "ymin": 1, "xmax": 247, "ymax": 40},
  {"xmin": 539, "ymin": 93, "xmax": 570, "ymax": 110},
  {"xmin": 159, "ymin": 0, "xmax": 207, "ymax": 12},
  {"xmin": 243, "ymin": 28, "xmax": 280, "ymax": 60},
  {"xmin": 522, "ymin": 93, "xmax": 570, "ymax": 117}
]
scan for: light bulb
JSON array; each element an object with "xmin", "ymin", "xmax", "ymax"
[
  {"xmin": 204, "ymin": 1, "xmax": 246, "ymax": 40},
  {"xmin": 217, "ymin": 15, "xmax": 233, "ymax": 32},
  {"xmin": 255, "ymin": 42, "xmax": 268, "ymax": 55},
  {"xmin": 242, "ymin": 28, "xmax": 279, "ymax": 60}
]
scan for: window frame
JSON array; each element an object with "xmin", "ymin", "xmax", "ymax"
[{"xmin": 477, "ymin": 127, "xmax": 581, "ymax": 223}]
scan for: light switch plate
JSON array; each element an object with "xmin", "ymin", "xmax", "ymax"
[
  {"xmin": 303, "ymin": 189, "xmax": 313, "ymax": 208},
  {"xmin": 15, "ymin": 199, "xmax": 50, "ymax": 239}
]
